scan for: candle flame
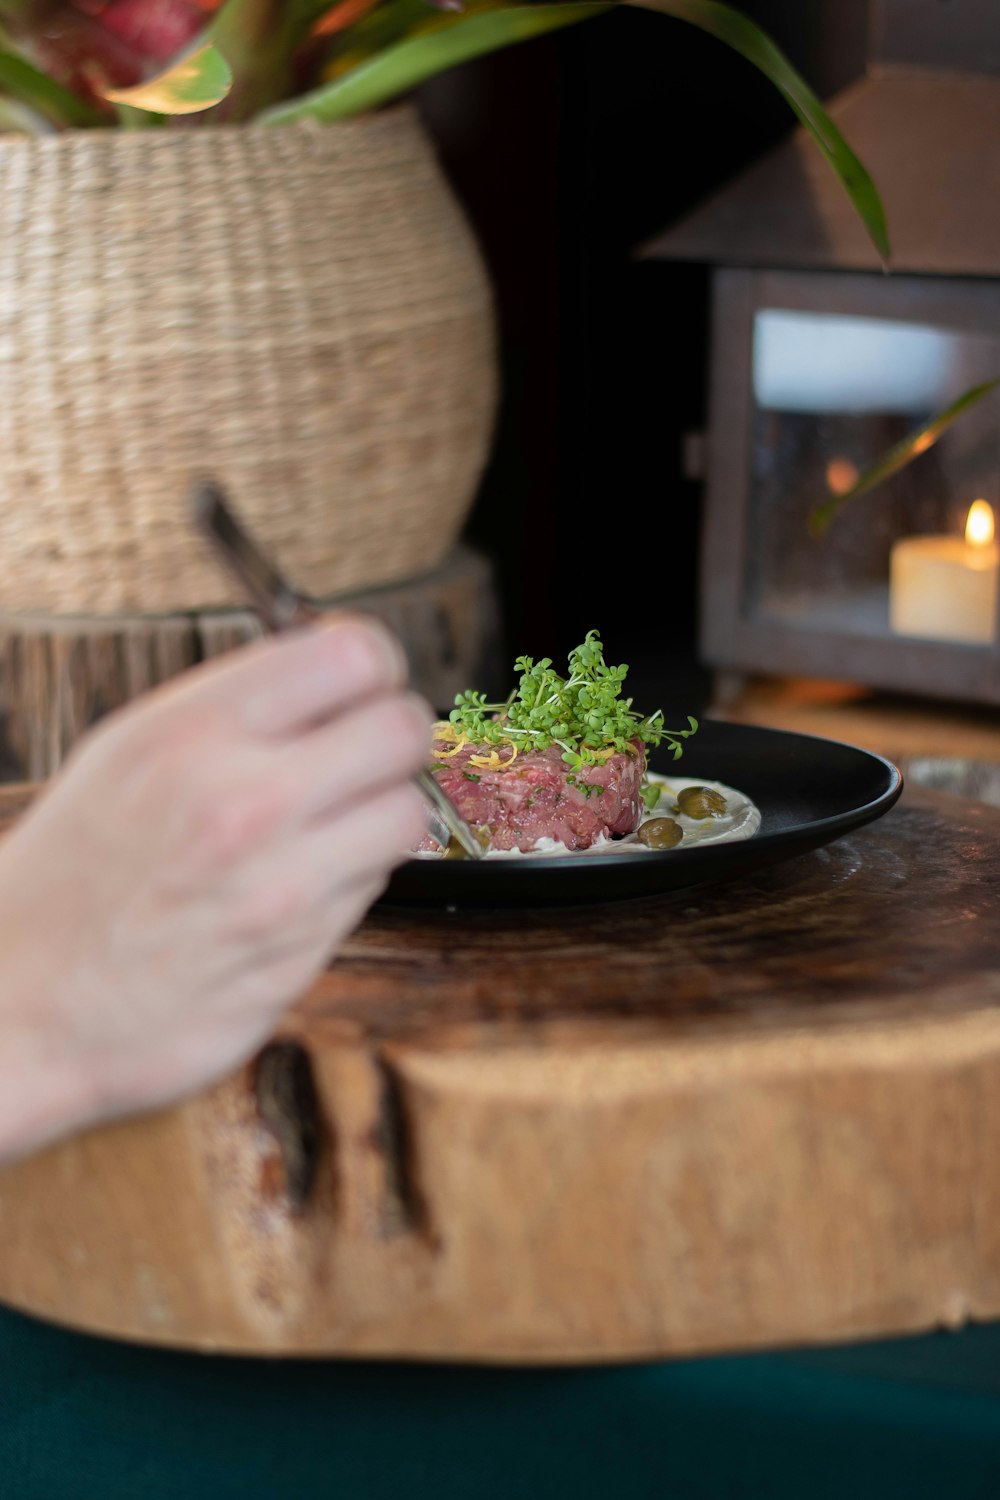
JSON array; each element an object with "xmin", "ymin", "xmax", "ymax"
[{"xmin": 966, "ymin": 499, "xmax": 995, "ymax": 547}]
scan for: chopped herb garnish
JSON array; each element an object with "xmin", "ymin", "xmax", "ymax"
[
  {"xmin": 448, "ymin": 630, "xmax": 697, "ymax": 767},
  {"xmin": 567, "ymin": 774, "xmax": 604, "ymax": 798},
  {"xmin": 463, "ymin": 771, "xmax": 481, "ymax": 782}
]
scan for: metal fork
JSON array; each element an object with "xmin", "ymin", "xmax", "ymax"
[{"xmin": 191, "ymin": 478, "xmax": 485, "ymax": 860}]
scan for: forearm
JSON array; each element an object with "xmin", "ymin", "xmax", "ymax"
[{"xmin": 0, "ymin": 617, "xmax": 429, "ymax": 1165}]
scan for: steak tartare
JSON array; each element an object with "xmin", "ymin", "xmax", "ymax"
[
  {"xmin": 421, "ymin": 734, "xmax": 646, "ymax": 853},
  {"xmin": 416, "ymin": 629, "xmax": 697, "ymax": 856}
]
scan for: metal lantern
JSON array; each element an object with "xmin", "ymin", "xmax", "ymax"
[{"xmin": 646, "ymin": 0, "xmax": 1000, "ymax": 706}]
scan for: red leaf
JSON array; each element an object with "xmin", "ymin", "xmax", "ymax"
[{"xmin": 71, "ymin": 1, "xmax": 210, "ymax": 62}]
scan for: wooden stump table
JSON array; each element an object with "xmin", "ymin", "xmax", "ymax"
[
  {"xmin": 0, "ymin": 545, "xmax": 499, "ymax": 781},
  {"xmin": 0, "ymin": 781, "xmax": 998, "ymax": 1362}
]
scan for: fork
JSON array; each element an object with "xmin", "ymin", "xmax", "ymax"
[{"xmin": 190, "ymin": 478, "xmax": 485, "ymax": 860}]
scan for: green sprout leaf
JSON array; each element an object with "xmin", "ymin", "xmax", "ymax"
[
  {"xmin": 810, "ymin": 376, "xmax": 1000, "ymax": 535},
  {"xmin": 103, "ymin": 41, "xmax": 232, "ymax": 116},
  {"xmin": 631, "ymin": 0, "xmax": 890, "ymax": 263},
  {"xmin": 443, "ymin": 630, "xmax": 698, "ymax": 767}
]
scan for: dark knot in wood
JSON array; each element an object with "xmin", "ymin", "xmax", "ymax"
[
  {"xmin": 253, "ymin": 1041, "xmax": 323, "ymax": 1213},
  {"xmin": 374, "ymin": 1053, "xmax": 434, "ymax": 1242}
]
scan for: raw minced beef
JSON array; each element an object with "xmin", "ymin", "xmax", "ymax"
[{"xmin": 420, "ymin": 736, "xmax": 645, "ymax": 853}]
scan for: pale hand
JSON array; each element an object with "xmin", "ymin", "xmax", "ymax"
[{"xmin": 0, "ymin": 617, "xmax": 432, "ymax": 1162}]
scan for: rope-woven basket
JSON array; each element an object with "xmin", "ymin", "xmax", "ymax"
[{"xmin": 0, "ymin": 108, "xmax": 497, "ymax": 613}]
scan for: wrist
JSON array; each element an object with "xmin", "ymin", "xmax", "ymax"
[{"xmin": 0, "ymin": 1011, "xmax": 100, "ymax": 1165}]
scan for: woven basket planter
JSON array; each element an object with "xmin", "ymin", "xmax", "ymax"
[{"xmin": 0, "ymin": 108, "xmax": 497, "ymax": 614}]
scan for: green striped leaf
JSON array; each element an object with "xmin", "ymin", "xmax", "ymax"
[
  {"xmin": 0, "ymin": 48, "xmax": 105, "ymax": 128},
  {"xmin": 632, "ymin": 0, "xmax": 890, "ymax": 263},
  {"xmin": 810, "ymin": 377, "xmax": 1000, "ymax": 535},
  {"xmin": 260, "ymin": 3, "xmax": 610, "ymax": 125},
  {"xmin": 264, "ymin": 0, "xmax": 888, "ymax": 265}
]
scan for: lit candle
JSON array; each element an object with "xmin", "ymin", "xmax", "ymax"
[{"xmin": 889, "ymin": 501, "xmax": 999, "ymax": 645}]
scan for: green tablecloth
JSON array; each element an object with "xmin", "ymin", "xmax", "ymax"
[{"xmin": 2, "ymin": 1307, "xmax": 999, "ymax": 1498}]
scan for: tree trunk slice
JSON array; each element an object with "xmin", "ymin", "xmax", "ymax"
[
  {"xmin": 0, "ymin": 545, "xmax": 499, "ymax": 781},
  {"xmin": 0, "ymin": 783, "xmax": 998, "ymax": 1362}
]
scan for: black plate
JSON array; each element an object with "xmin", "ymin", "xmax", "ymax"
[{"xmin": 381, "ymin": 720, "xmax": 903, "ymax": 907}]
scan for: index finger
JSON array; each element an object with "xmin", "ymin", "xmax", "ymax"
[{"xmin": 177, "ymin": 614, "xmax": 409, "ymax": 737}]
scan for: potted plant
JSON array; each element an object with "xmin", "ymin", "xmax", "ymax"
[{"xmin": 0, "ymin": 0, "xmax": 887, "ymax": 616}]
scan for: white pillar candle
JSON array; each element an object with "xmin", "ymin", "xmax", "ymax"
[{"xmin": 889, "ymin": 501, "xmax": 999, "ymax": 646}]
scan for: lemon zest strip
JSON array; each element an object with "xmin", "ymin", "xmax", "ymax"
[
  {"xmin": 431, "ymin": 723, "xmax": 470, "ymax": 760},
  {"xmin": 469, "ymin": 742, "xmax": 518, "ymax": 771},
  {"xmin": 434, "ymin": 737, "xmax": 468, "ymax": 760}
]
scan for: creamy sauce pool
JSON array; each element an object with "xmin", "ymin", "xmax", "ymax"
[{"xmin": 416, "ymin": 772, "xmax": 761, "ymax": 859}]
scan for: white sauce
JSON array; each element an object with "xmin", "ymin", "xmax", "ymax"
[{"xmin": 416, "ymin": 772, "xmax": 761, "ymax": 859}]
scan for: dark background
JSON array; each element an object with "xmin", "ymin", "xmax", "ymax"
[{"xmin": 416, "ymin": 0, "xmax": 869, "ymax": 716}]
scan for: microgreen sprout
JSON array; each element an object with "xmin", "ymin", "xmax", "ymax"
[
  {"xmin": 448, "ymin": 630, "xmax": 698, "ymax": 767},
  {"xmin": 641, "ymin": 780, "xmax": 663, "ymax": 811}
]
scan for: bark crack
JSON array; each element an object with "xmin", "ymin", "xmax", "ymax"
[
  {"xmin": 253, "ymin": 1040, "xmax": 324, "ymax": 1214},
  {"xmin": 373, "ymin": 1052, "xmax": 435, "ymax": 1243}
]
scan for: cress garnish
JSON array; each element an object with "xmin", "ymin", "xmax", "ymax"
[{"xmin": 436, "ymin": 631, "xmax": 697, "ymax": 788}]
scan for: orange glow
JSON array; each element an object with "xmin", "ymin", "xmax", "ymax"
[
  {"xmin": 313, "ymin": 0, "xmax": 381, "ymax": 35},
  {"xmin": 825, "ymin": 457, "xmax": 859, "ymax": 495},
  {"xmin": 965, "ymin": 499, "xmax": 996, "ymax": 548}
]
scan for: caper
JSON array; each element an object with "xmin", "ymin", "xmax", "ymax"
[
  {"xmin": 676, "ymin": 785, "xmax": 727, "ymax": 820},
  {"xmin": 636, "ymin": 817, "xmax": 684, "ymax": 850}
]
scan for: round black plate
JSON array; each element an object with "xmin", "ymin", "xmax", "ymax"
[{"xmin": 381, "ymin": 720, "xmax": 903, "ymax": 908}]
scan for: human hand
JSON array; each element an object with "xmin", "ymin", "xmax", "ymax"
[{"xmin": 0, "ymin": 616, "xmax": 432, "ymax": 1161}]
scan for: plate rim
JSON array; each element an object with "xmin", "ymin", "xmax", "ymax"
[{"xmin": 393, "ymin": 720, "xmax": 904, "ymax": 883}]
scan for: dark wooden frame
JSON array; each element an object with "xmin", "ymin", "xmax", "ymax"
[{"xmin": 699, "ymin": 268, "xmax": 1000, "ymax": 705}]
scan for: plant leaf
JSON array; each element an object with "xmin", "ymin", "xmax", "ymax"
[
  {"xmin": 113, "ymin": 101, "xmax": 165, "ymax": 129},
  {"xmin": 809, "ymin": 377, "xmax": 1000, "ymax": 535},
  {"xmin": 259, "ymin": 3, "xmax": 610, "ymax": 125},
  {"xmin": 322, "ymin": 0, "xmax": 437, "ymax": 64},
  {"xmin": 0, "ymin": 94, "xmax": 51, "ymax": 133},
  {"xmin": 631, "ymin": 0, "xmax": 890, "ymax": 264},
  {"xmin": 0, "ymin": 48, "xmax": 106, "ymax": 127},
  {"xmin": 311, "ymin": 0, "xmax": 384, "ymax": 38},
  {"xmin": 315, "ymin": 0, "xmax": 439, "ymax": 83},
  {"xmin": 104, "ymin": 40, "xmax": 232, "ymax": 115},
  {"xmin": 209, "ymin": 1, "xmax": 306, "ymax": 79},
  {"xmin": 207, "ymin": 0, "xmax": 322, "ymax": 120}
]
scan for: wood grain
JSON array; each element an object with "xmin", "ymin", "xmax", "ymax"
[
  {"xmin": 0, "ymin": 545, "xmax": 499, "ymax": 781},
  {"xmin": 0, "ymin": 782, "xmax": 997, "ymax": 1361}
]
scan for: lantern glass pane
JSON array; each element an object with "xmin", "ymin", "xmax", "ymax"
[{"xmin": 745, "ymin": 309, "xmax": 1000, "ymax": 636}]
